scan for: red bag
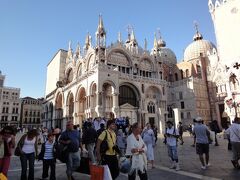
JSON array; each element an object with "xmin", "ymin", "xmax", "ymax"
[{"xmin": 90, "ymin": 164, "xmax": 104, "ymax": 180}]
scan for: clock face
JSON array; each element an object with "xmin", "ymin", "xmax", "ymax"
[{"xmin": 231, "ymin": 7, "xmax": 238, "ymax": 14}]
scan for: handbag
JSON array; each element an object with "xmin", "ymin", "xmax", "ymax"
[
  {"xmin": 90, "ymin": 164, "xmax": 104, "ymax": 180},
  {"xmin": 76, "ymin": 157, "xmax": 90, "ymax": 174},
  {"xmin": 14, "ymin": 145, "xmax": 22, "ymax": 156},
  {"xmin": 100, "ymin": 131, "xmax": 109, "ymax": 155},
  {"xmin": 55, "ymin": 143, "xmax": 69, "ymax": 163},
  {"xmin": 103, "ymin": 165, "xmax": 112, "ymax": 180}
]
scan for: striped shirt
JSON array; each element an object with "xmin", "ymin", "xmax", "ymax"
[{"xmin": 44, "ymin": 141, "xmax": 54, "ymax": 160}]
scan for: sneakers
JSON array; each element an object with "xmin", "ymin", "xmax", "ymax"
[
  {"xmin": 175, "ymin": 163, "xmax": 180, "ymax": 171},
  {"xmin": 206, "ymin": 163, "xmax": 211, "ymax": 167},
  {"xmin": 201, "ymin": 166, "xmax": 206, "ymax": 170},
  {"xmin": 170, "ymin": 161, "xmax": 176, "ymax": 169}
]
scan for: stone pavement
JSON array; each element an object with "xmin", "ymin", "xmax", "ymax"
[
  {"xmin": 7, "ymin": 132, "xmax": 240, "ymax": 180},
  {"xmin": 154, "ymin": 132, "xmax": 240, "ymax": 180}
]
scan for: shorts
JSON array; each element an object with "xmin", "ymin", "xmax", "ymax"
[{"xmin": 196, "ymin": 143, "xmax": 209, "ymax": 155}]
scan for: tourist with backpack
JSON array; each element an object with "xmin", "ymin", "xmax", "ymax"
[{"xmin": 164, "ymin": 120, "xmax": 180, "ymax": 171}]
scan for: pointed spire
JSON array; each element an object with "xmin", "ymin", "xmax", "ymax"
[
  {"xmin": 84, "ymin": 32, "xmax": 91, "ymax": 50},
  {"xmin": 75, "ymin": 42, "xmax": 81, "ymax": 58},
  {"xmin": 144, "ymin": 38, "xmax": 147, "ymax": 51},
  {"xmin": 130, "ymin": 29, "xmax": 136, "ymax": 41},
  {"xmin": 67, "ymin": 41, "xmax": 73, "ymax": 59},
  {"xmin": 153, "ymin": 32, "xmax": 158, "ymax": 49},
  {"xmin": 118, "ymin": 31, "xmax": 122, "ymax": 43},
  {"xmin": 96, "ymin": 14, "xmax": 106, "ymax": 36}
]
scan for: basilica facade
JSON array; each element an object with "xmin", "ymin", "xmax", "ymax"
[{"xmin": 43, "ymin": 0, "xmax": 240, "ymax": 132}]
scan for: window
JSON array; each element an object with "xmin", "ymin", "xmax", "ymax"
[
  {"xmin": 25, "ymin": 111, "xmax": 28, "ymax": 116},
  {"xmin": 119, "ymin": 85, "xmax": 138, "ymax": 107},
  {"xmin": 167, "ymin": 106, "xmax": 173, "ymax": 118},
  {"xmin": 160, "ymin": 71, "xmax": 163, "ymax": 79},
  {"xmin": 179, "ymin": 92, "xmax": 183, "ymax": 100},
  {"xmin": 162, "ymin": 87, "xmax": 165, "ymax": 95},
  {"xmin": 12, "ymin": 108, "xmax": 15, "ymax": 114},
  {"xmin": 175, "ymin": 73, "xmax": 178, "ymax": 81},
  {"xmin": 181, "ymin": 101, "xmax": 185, "ymax": 109},
  {"xmin": 2, "ymin": 107, "xmax": 5, "ymax": 113},
  {"xmin": 25, "ymin": 118, "xmax": 27, "ymax": 123},
  {"xmin": 6, "ymin": 107, "xmax": 8, "ymax": 113},
  {"xmin": 196, "ymin": 65, "xmax": 202, "ymax": 78},
  {"xmin": 181, "ymin": 112, "xmax": 184, "ymax": 119},
  {"xmin": 147, "ymin": 102, "xmax": 155, "ymax": 113},
  {"xmin": 16, "ymin": 108, "xmax": 18, "ymax": 114},
  {"xmin": 187, "ymin": 112, "xmax": 191, "ymax": 119}
]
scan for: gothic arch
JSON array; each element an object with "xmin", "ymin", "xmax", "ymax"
[
  {"xmin": 66, "ymin": 92, "xmax": 74, "ymax": 119},
  {"xmin": 86, "ymin": 53, "xmax": 96, "ymax": 70}
]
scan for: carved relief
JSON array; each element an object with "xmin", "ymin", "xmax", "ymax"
[
  {"xmin": 108, "ymin": 52, "xmax": 130, "ymax": 66},
  {"xmin": 140, "ymin": 59, "xmax": 152, "ymax": 71}
]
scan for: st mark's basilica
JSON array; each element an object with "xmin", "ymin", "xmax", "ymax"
[{"xmin": 43, "ymin": 0, "xmax": 240, "ymax": 133}]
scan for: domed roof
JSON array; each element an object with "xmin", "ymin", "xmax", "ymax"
[
  {"xmin": 159, "ymin": 47, "xmax": 177, "ymax": 64},
  {"xmin": 184, "ymin": 31, "xmax": 216, "ymax": 62}
]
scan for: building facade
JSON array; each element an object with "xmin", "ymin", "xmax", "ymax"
[
  {"xmin": 208, "ymin": 0, "xmax": 240, "ymax": 126},
  {"xmin": 44, "ymin": 0, "xmax": 240, "ymax": 132},
  {"xmin": 20, "ymin": 97, "xmax": 44, "ymax": 130},
  {"xmin": 0, "ymin": 71, "xmax": 21, "ymax": 128}
]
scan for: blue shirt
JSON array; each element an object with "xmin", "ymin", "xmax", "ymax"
[
  {"xmin": 60, "ymin": 130, "xmax": 80, "ymax": 152},
  {"xmin": 193, "ymin": 124, "xmax": 209, "ymax": 144}
]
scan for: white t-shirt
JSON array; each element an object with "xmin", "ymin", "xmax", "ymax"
[
  {"xmin": 22, "ymin": 137, "xmax": 36, "ymax": 154},
  {"xmin": 166, "ymin": 127, "xmax": 179, "ymax": 146}
]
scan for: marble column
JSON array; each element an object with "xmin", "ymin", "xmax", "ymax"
[{"xmin": 112, "ymin": 93, "xmax": 119, "ymax": 118}]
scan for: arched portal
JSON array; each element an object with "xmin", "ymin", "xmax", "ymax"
[
  {"xmin": 77, "ymin": 87, "xmax": 87, "ymax": 123},
  {"xmin": 119, "ymin": 83, "xmax": 140, "ymax": 124},
  {"xmin": 66, "ymin": 92, "xmax": 74, "ymax": 121},
  {"xmin": 55, "ymin": 93, "xmax": 63, "ymax": 128}
]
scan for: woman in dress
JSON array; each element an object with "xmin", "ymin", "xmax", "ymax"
[
  {"xmin": 126, "ymin": 122, "xmax": 148, "ymax": 180},
  {"xmin": 142, "ymin": 123, "xmax": 155, "ymax": 169}
]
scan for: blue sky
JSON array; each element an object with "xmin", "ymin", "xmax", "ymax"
[{"xmin": 0, "ymin": 0, "xmax": 216, "ymax": 98}]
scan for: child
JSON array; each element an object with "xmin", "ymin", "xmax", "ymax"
[{"xmin": 38, "ymin": 133, "xmax": 56, "ymax": 180}]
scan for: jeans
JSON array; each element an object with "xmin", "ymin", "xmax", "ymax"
[
  {"xmin": 128, "ymin": 169, "xmax": 148, "ymax": 180},
  {"xmin": 66, "ymin": 150, "xmax": 80, "ymax": 177},
  {"xmin": 86, "ymin": 143, "xmax": 96, "ymax": 163},
  {"xmin": 20, "ymin": 152, "xmax": 35, "ymax": 180},
  {"xmin": 167, "ymin": 145, "xmax": 178, "ymax": 162},
  {"xmin": 102, "ymin": 155, "xmax": 119, "ymax": 180},
  {"xmin": 0, "ymin": 156, "xmax": 11, "ymax": 177},
  {"xmin": 42, "ymin": 159, "xmax": 56, "ymax": 180}
]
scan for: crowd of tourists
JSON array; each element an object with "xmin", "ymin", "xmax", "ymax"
[{"xmin": 0, "ymin": 116, "xmax": 239, "ymax": 180}]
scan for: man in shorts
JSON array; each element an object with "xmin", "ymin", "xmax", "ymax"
[{"xmin": 193, "ymin": 117, "xmax": 211, "ymax": 170}]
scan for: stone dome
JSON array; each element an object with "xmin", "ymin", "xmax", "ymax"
[
  {"xmin": 159, "ymin": 47, "xmax": 177, "ymax": 64},
  {"xmin": 184, "ymin": 32, "xmax": 216, "ymax": 62}
]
